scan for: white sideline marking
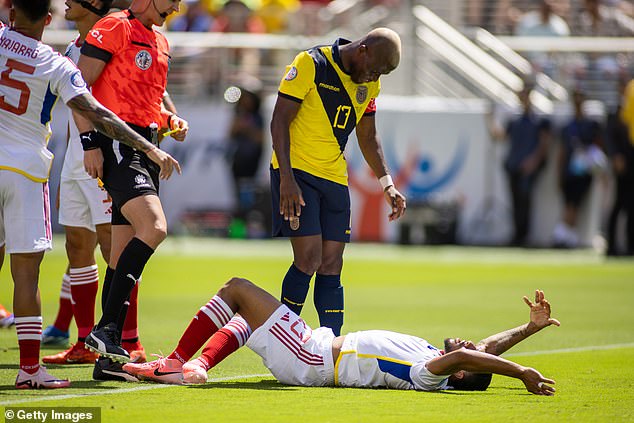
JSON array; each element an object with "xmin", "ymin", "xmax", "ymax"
[
  {"xmin": 3, "ymin": 342, "xmax": 634, "ymax": 405},
  {"xmin": 505, "ymin": 342, "xmax": 634, "ymax": 357},
  {"xmin": 0, "ymin": 373, "xmax": 272, "ymax": 406}
]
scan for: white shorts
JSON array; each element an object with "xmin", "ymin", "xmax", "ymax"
[
  {"xmin": 0, "ymin": 170, "xmax": 52, "ymax": 254},
  {"xmin": 59, "ymin": 178, "xmax": 112, "ymax": 231},
  {"xmin": 246, "ymin": 305, "xmax": 335, "ymax": 387}
]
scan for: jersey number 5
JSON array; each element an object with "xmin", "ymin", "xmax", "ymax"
[
  {"xmin": 0, "ymin": 59, "xmax": 35, "ymax": 116},
  {"xmin": 333, "ymin": 105, "xmax": 352, "ymax": 129}
]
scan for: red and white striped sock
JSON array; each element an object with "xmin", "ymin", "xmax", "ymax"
[
  {"xmin": 53, "ymin": 274, "xmax": 73, "ymax": 332},
  {"xmin": 198, "ymin": 315, "xmax": 252, "ymax": 370},
  {"xmin": 69, "ymin": 265, "xmax": 98, "ymax": 341},
  {"xmin": 168, "ymin": 295, "xmax": 234, "ymax": 364},
  {"xmin": 15, "ymin": 316, "xmax": 42, "ymax": 374}
]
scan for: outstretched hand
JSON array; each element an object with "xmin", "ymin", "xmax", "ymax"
[
  {"xmin": 523, "ymin": 290, "xmax": 561, "ymax": 330},
  {"xmin": 521, "ymin": 367, "xmax": 556, "ymax": 396}
]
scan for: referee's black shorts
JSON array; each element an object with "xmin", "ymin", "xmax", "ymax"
[{"xmin": 97, "ymin": 124, "xmax": 160, "ymax": 226}]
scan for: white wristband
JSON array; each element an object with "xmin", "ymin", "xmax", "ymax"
[{"xmin": 379, "ymin": 174, "xmax": 393, "ymax": 191}]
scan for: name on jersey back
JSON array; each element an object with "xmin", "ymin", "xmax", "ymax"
[{"xmin": 0, "ymin": 35, "xmax": 38, "ymax": 59}]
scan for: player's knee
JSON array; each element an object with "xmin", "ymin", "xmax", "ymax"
[
  {"xmin": 142, "ymin": 222, "xmax": 167, "ymax": 246},
  {"xmin": 294, "ymin": 256, "xmax": 322, "ymax": 275},
  {"xmin": 219, "ymin": 277, "xmax": 253, "ymax": 298},
  {"xmin": 224, "ymin": 277, "xmax": 252, "ymax": 289},
  {"xmin": 65, "ymin": 238, "xmax": 93, "ymax": 263},
  {"xmin": 317, "ymin": 256, "xmax": 343, "ymax": 274}
]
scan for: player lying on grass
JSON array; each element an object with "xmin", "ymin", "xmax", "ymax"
[{"xmin": 123, "ymin": 280, "xmax": 560, "ymax": 395}]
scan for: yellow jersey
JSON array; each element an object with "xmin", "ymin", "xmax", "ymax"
[
  {"xmin": 271, "ymin": 38, "xmax": 380, "ymax": 185},
  {"xmin": 621, "ymin": 80, "xmax": 634, "ymax": 146}
]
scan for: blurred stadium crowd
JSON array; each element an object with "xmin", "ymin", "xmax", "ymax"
[{"xmin": 0, "ymin": 0, "xmax": 632, "ymax": 254}]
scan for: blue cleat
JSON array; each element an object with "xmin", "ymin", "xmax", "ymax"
[{"xmin": 41, "ymin": 325, "xmax": 70, "ymax": 346}]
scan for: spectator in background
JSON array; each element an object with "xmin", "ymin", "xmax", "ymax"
[
  {"xmin": 256, "ymin": 0, "xmax": 299, "ymax": 33},
  {"xmin": 465, "ymin": 0, "xmax": 517, "ymax": 34},
  {"xmin": 0, "ymin": 0, "xmax": 9, "ymax": 24},
  {"xmin": 608, "ymin": 77, "xmax": 634, "ymax": 255},
  {"xmin": 515, "ymin": 0, "xmax": 570, "ymax": 77},
  {"xmin": 169, "ymin": 0, "xmax": 213, "ymax": 32},
  {"xmin": 575, "ymin": 0, "xmax": 634, "ymax": 36},
  {"xmin": 552, "ymin": 90, "xmax": 606, "ymax": 248},
  {"xmin": 489, "ymin": 86, "xmax": 553, "ymax": 247},
  {"xmin": 212, "ymin": 0, "xmax": 265, "ymax": 32},
  {"xmin": 212, "ymin": 0, "xmax": 264, "ymax": 76},
  {"xmin": 225, "ymin": 84, "xmax": 265, "ymax": 230},
  {"xmin": 290, "ymin": 0, "xmax": 331, "ymax": 35},
  {"xmin": 574, "ymin": 0, "xmax": 634, "ymax": 75}
]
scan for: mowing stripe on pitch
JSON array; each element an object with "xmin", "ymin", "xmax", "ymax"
[
  {"xmin": 3, "ymin": 342, "xmax": 634, "ymax": 405},
  {"xmin": 505, "ymin": 342, "xmax": 634, "ymax": 357},
  {"xmin": 0, "ymin": 373, "xmax": 272, "ymax": 406}
]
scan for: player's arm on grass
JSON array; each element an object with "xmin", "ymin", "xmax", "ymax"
[
  {"xmin": 426, "ymin": 348, "xmax": 556, "ymax": 396},
  {"xmin": 476, "ymin": 290, "xmax": 561, "ymax": 356},
  {"xmin": 355, "ymin": 114, "xmax": 406, "ymax": 221},
  {"xmin": 270, "ymin": 95, "xmax": 304, "ymax": 220},
  {"xmin": 67, "ymin": 93, "xmax": 181, "ymax": 180}
]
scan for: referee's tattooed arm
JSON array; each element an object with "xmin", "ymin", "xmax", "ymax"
[{"xmin": 67, "ymin": 93, "xmax": 155, "ymax": 153}]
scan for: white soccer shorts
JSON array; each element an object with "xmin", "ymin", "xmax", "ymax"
[
  {"xmin": 0, "ymin": 170, "xmax": 52, "ymax": 254},
  {"xmin": 246, "ymin": 305, "xmax": 335, "ymax": 387},
  {"xmin": 59, "ymin": 178, "xmax": 112, "ymax": 231}
]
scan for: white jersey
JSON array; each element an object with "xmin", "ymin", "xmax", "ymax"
[
  {"xmin": 60, "ymin": 37, "xmax": 90, "ymax": 180},
  {"xmin": 336, "ymin": 330, "xmax": 450, "ymax": 391},
  {"xmin": 0, "ymin": 24, "xmax": 89, "ymax": 182}
]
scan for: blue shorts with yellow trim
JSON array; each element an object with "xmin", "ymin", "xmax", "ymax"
[{"xmin": 270, "ymin": 168, "xmax": 351, "ymax": 242}]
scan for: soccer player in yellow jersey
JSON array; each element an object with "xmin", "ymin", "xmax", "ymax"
[{"xmin": 270, "ymin": 28, "xmax": 407, "ymax": 336}]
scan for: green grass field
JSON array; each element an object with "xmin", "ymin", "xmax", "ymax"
[{"xmin": 1, "ymin": 238, "xmax": 633, "ymax": 422}]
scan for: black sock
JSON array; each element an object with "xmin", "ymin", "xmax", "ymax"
[
  {"xmin": 101, "ymin": 266, "xmax": 115, "ymax": 313},
  {"xmin": 280, "ymin": 264, "xmax": 312, "ymax": 316},
  {"xmin": 314, "ymin": 273, "xmax": 344, "ymax": 336},
  {"xmin": 116, "ymin": 296, "xmax": 130, "ymax": 335},
  {"xmin": 98, "ymin": 238, "xmax": 154, "ymax": 328}
]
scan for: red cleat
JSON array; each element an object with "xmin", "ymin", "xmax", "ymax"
[{"xmin": 43, "ymin": 343, "xmax": 99, "ymax": 364}]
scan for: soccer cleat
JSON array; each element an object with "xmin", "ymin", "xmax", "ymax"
[
  {"xmin": 129, "ymin": 347, "xmax": 147, "ymax": 363},
  {"xmin": 15, "ymin": 366, "xmax": 71, "ymax": 389},
  {"xmin": 42, "ymin": 343, "xmax": 99, "ymax": 364},
  {"xmin": 123, "ymin": 356, "xmax": 183, "ymax": 385},
  {"xmin": 182, "ymin": 359, "xmax": 208, "ymax": 385},
  {"xmin": 0, "ymin": 304, "xmax": 14, "ymax": 328},
  {"xmin": 41, "ymin": 325, "xmax": 70, "ymax": 346},
  {"xmin": 93, "ymin": 357, "xmax": 139, "ymax": 382},
  {"xmin": 85, "ymin": 323, "xmax": 130, "ymax": 362}
]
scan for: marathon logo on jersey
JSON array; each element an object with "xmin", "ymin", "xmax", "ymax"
[
  {"xmin": 70, "ymin": 71, "xmax": 86, "ymax": 88},
  {"xmin": 135, "ymin": 50, "xmax": 152, "ymax": 71},
  {"xmin": 318, "ymin": 82, "xmax": 340, "ymax": 92},
  {"xmin": 356, "ymin": 86, "xmax": 368, "ymax": 104},
  {"xmin": 284, "ymin": 66, "xmax": 297, "ymax": 81},
  {"xmin": 134, "ymin": 174, "xmax": 150, "ymax": 189}
]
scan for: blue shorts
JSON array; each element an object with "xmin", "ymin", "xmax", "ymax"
[{"xmin": 270, "ymin": 168, "xmax": 351, "ymax": 242}]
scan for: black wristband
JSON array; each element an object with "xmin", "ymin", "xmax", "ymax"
[{"xmin": 80, "ymin": 130, "xmax": 100, "ymax": 151}]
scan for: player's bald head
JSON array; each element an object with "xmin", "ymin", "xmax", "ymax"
[{"xmin": 362, "ymin": 27, "xmax": 401, "ymax": 72}]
